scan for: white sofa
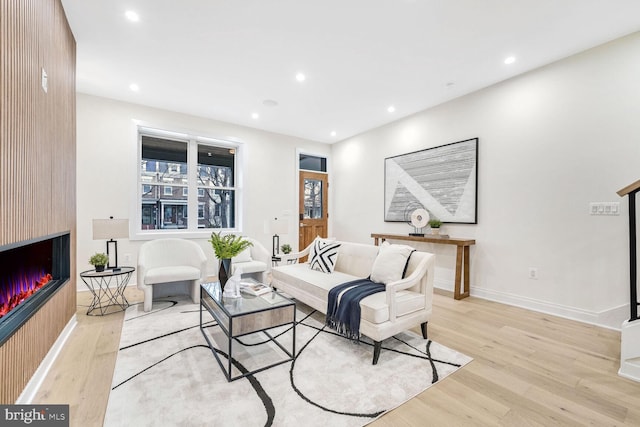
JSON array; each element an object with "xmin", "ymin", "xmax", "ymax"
[
  {"xmin": 137, "ymin": 238, "xmax": 208, "ymax": 312},
  {"xmin": 271, "ymin": 239, "xmax": 435, "ymax": 364}
]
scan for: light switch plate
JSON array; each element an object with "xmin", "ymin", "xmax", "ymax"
[{"xmin": 589, "ymin": 202, "xmax": 620, "ymax": 216}]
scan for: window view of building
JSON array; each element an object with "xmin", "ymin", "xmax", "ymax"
[
  {"xmin": 196, "ymin": 143, "xmax": 236, "ymax": 229},
  {"xmin": 140, "ymin": 133, "xmax": 237, "ymax": 231}
]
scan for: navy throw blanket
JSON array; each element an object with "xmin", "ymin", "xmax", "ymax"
[{"xmin": 325, "ymin": 279, "xmax": 385, "ymax": 340}]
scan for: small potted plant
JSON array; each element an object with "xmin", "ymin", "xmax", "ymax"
[
  {"xmin": 208, "ymin": 232, "xmax": 253, "ymax": 288},
  {"xmin": 280, "ymin": 244, "xmax": 292, "ymax": 255},
  {"xmin": 89, "ymin": 253, "xmax": 109, "ymax": 272},
  {"xmin": 428, "ymin": 219, "xmax": 442, "ymax": 235}
]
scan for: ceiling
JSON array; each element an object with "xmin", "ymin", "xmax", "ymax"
[{"xmin": 60, "ymin": 0, "xmax": 640, "ymax": 144}]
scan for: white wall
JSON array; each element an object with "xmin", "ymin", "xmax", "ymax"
[
  {"xmin": 331, "ymin": 32, "xmax": 640, "ymax": 329},
  {"xmin": 76, "ymin": 94, "xmax": 330, "ymax": 286}
]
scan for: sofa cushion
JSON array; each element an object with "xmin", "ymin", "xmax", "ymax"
[
  {"xmin": 370, "ymin": 242, "xmax": 415, "ymax": 284},
  {"xmin": 332, "ymin": 242, "xmax": 380, "ymax": 277},
  {"xmin": 144, "ymin": 266, "xmax": 201, "ymax": 285},
  {"xmin": 360, "ymin": 291, "xmax": 425, "ymax": 324},
  {"xmin": 272, "ymin": 263, "xmax": 361, "ymax": 302},
  {"xmin": 309, "ymin": 239, "xmax": 341, "ymax": 273}
]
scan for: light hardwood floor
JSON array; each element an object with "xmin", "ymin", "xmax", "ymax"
[{"xmin": 33, "ymin": 288, "xmax": 640, "ymax": 426}]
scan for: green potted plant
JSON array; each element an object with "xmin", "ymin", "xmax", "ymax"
[
  {"xmin": 280, "ymin": 243, "xmax": 292, "ymax": 255},
  {"xmin": 428, "ymin": 219, "xmax": 442, "ymax": 235},
  {"xmin": 89, "ymin": 252, "xmax": 109, "ymax": 272},
  {"xmin": 208, "ymin": 232, "xmax": 253, "ymax": 288}
]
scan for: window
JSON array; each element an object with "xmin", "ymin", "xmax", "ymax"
[
  {"xmin": 139, "ymin": 129, "xmax": 240, "ymax": 233},
  {"xmin": 196, "ymin": 144, "xmax": 236, "ymax": 229},
  {"xmin": 300, "ymin": 154, "xmax": 327, "ymax": 172}
]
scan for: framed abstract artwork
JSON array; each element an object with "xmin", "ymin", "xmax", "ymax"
[{"xmin": 384, "ymin": 138, "xmax": 478, "ymax": 224}]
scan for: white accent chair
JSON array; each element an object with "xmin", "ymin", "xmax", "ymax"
[
  {"xmin": 228, "ymin": 237, "xmax": 271, "ymax": 284},
  {"xmin": 137, "ymin": 238, "xmax": 207, "ymax": 312}
]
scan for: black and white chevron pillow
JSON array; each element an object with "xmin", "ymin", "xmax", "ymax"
[{"xmin": 309, "ymin": 239, "xmax": 341, "ymax": 273}]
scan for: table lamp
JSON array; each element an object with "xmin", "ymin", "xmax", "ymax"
[
  {"xmin": 93, "ymin": 217, "xmax": 129, "ymax": 271},
  {"xmin": 270, "ymin": 218, "xmax": 289, "ymax": 257}
]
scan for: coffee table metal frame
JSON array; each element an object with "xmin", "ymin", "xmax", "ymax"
[{"xmin": 199, "ymin": 281, "xmax": 296, "ymax": 382}]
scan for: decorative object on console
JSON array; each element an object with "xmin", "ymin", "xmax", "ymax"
[
  {"xmin": 308, "ymin": 238, "xmax": 341, "ymax": 273},
  {"xmin": 385, "ymin": 138, "xmax": 478, "ymax": 224},
  {"xmin": 92, "ymin": 217, "xmax": 129, "ymax": 271},
  {"xmin": 269, "ymin": 218, "xmax": 289, "ymax": 257},
  {"xmin": 428, "ymin": 218, "xmax": 442, "ymax": 235},
  {"xmin": 88, "ymin": 252, "xmax": 109, "ymax": 272},
  {"xmin": 208, "ymin": 232, "xmax": 253, "ymax": 289},
  {"xmin": 409, "ymin": 208, "xmax": 429, "ymax": 236}
]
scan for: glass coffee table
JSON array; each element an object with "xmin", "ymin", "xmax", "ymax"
[{"xmin": 200, "ymin": 281, "xmax": 296, "ymax": 382}]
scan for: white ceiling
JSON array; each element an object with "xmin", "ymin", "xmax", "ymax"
[{"xmin": 61, "ymin": 0, "xmax": 640, "ymax": 144}]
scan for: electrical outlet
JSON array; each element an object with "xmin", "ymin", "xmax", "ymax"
[
  {"xmin": 528, "ymin": 267, "xmax": 538, "ymax": 280},
  {"xmin": 123, "ymin": 253, "xmax": 132, "ymax": 263}
]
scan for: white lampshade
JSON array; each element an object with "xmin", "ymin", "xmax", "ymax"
[
  {"xmin": 270, "ymin": 218, "xmax": 288, "ymax": 235},
  {"xmin": 92, "ymin": 218, "xmax": 129, "ymax": 240}
]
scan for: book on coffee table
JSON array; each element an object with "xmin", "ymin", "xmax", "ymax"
[{"xmin": 240, "ymin": 280, "xmax": 271, "ymax": 296}]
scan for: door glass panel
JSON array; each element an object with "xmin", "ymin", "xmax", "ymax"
[
  {"xmin": 299, "ymin": 154, "xmax": 327, "ymax": 172},
  {"xmin": 304, "ymin": 178, "xmax": 323, "ymax": 219}
]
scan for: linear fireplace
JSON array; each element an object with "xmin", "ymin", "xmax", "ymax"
[{"xmin": 0, "ymin": 232, "xmax": 71, "ymax": 346}]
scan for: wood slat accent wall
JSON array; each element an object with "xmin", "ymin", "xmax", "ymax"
[{"xmin": 0, "ymin": 0, "xmax": 76, "ymax": 403}]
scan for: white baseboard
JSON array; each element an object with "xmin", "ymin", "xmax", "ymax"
[
  {"xmin": 435, "ymin": 280, "xmax": 628, "ymax": 331},
  {"xmin": 15, "ymin": 314, "xmax": 78, "ymax": 403}
]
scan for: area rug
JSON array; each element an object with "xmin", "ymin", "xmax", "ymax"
[{"xmin": 104, "ymin": 296, "xmax": 472, "ymax": 427}]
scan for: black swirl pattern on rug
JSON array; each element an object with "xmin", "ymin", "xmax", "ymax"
[
  {"xmin": 112, "ymin": 318, "xmax": 277, "ymax": 426},
  {"xmin": 124, "ymin": 299, "xmax": 179, "ymax": 321},
  {"xmin": 112, "ymin": 300, "xmax": 467, "ymax": 427}
]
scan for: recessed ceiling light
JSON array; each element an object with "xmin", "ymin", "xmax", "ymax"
[
  {"xmin": 129, "ymin": 83, "xmax": 139, "ymax": 92},
  {"xmin": 330, "ymin": 131, "xmax": 337, "ymax": 137},
  {"xmin": 295, "ymin": 73, "xmax": 306, "ymax": 82},
  {"xmin": 125, "ymin": 11, "xmax": 139, "ymax": 22},
  {"xmin": 504, "ymin": 56, "xmax": 516, "ymax": 65},
  {"xmin": 387, "ymin": 105, "xmax": 396, "ymax": 113},
  {"xmin": 251, "ymin": 113, "xmax": 259, "ymax": 119}
]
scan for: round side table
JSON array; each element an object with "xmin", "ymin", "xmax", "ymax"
[{"xmin": 80, "ymin": 266, "xmax": 135, "ymax": 316}]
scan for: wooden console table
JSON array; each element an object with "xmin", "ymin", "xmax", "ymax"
[{"xmin": 371, "ymin": 233, "xmax": 475, "ymax": 300}]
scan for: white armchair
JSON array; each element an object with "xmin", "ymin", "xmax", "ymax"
[
  {"xmin": 137, "ymin": 238, "xmax": 207, "ymax": 312},
  {"xmin": 229, "ymin": 237, "xmax": 271, "ymax": 284}
]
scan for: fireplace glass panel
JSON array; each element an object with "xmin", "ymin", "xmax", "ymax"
[{"xmin": 0, "ymin": 232, "xmax": 70, "ymax": 345}]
